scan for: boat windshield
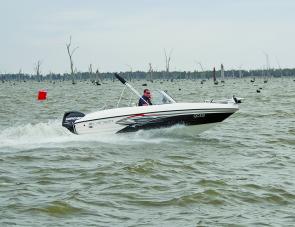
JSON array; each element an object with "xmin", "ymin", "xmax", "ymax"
[
  {"xmin": 152, "ymin": 90, "xmax": 176, "ymax": 105},
  {"xmin": 115, "ymin": 88, "xmax": 176, "ymax": 109}
]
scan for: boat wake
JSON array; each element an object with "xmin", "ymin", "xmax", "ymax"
[
  {"xmin": 0, "ymin": 120, "xmax": 72, "ymax": 152},
  {"xmin": 0, "ymin": 120, "xmax": 191, "ymax": 152}
]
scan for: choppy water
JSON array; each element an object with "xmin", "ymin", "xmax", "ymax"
[{"xmin": 0, "ymin": 78, "xmax": 294, "ymax": 226}]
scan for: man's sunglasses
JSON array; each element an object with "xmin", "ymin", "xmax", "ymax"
[{"xmin": 145, "ymin": 91, "xmax": 150, "ymax": 95}]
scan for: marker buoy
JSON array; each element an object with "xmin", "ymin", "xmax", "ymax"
[{"xmin": 38, "ymin": 90, "xmax": 47, "ymax": 100}]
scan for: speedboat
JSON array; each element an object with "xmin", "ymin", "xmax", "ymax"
[{"xmin": 62, "ymin": 74, "xmax": 241, "ymax": 135}]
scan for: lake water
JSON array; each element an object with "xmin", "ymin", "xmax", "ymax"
[{"xmin": 0, "ymin": 78, "xmax": 294, "ymax": 226}]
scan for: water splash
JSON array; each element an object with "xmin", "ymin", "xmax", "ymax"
[{"xmin": 0, "ymin": 120, "xmax": 186, "ymax": 152}]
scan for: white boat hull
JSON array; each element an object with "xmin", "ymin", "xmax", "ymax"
[{"xmin": 63, "ymin": 102, "xmax": 238, "ymax": 135}]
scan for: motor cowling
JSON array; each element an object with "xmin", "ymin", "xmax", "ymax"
[
  {"xmin": 233, "ymin": 95, "xmax": 243, "ymax": 104},
  {"xmin": 62, "ymin": 111, "xmax": 85, "ymax": 134}
]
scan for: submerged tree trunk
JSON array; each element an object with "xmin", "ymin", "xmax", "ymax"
[
  {"xmin": 164, "ymin": 49, "xmax": 173, "ymax": 80},
  {"xmin": 35, "ymin": 60, "xmax": 42, "ymax": 82},
  {"xmin": 89, "ymin": 64, "xmax": 93, "ymax": 81},
  {"xmin": 148, "ymin": 63, "xmax": 153, "ymax": 82},
  {"xmin": 66, "ymin": 36, "xmax": 78, "ymax": 84}
]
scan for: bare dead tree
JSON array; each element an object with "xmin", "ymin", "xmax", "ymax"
[
  {"xmin": 164, "ymin": 49, "xmax": 173, "ymax": 73},
  {"xmin": 239, "ymin": 65, "xmax": 243, "ymax": 78},
  {"xmin": 18, "ymin": 68, "xmax": 22, "ymax": 82},
  {"xmin": 275, "ymin": 57, "xmax": 283, "ymax": 77},
  {"xmin": 48, "ymin": 71, "xmax": 53, "ymax": 83},
  {"xmin": 148, "ymin": 63, "xmax": 153, "ymax": 82},
  {"xmin": 35, "ymin": 60, "xmax": 42, "ymax": 82},
  {"xmin": 196, "ymin": 61, "xmax": 206, "ymax": 81},
  {"xmin": 95, "ymin": 69, "xmax": 99, "ymax": 81},
  {"xmin": 262, "ymin": 51, "xmax": 270, "ymax": 77},
  {"xmin": 89, "ymin": 64, "xmax": 93, "ymax": 81},
  {"xmin": 66, "ymin": 36, "xmax": 79, "ymax": 84},
  {"xmin": 1, "ymin": 72, "xmax": 4, "ymax": 83},
  {"xmin": 126, "ymin": 64, "xmax": 132, "ymax": 81},
  {"xmin": 95, "ymin": 69, "xmax": 101, "ymax": 85},
  {"xmin": 221, "ymin": 64, "xmax": 225, "ymax": 83},
  {"xmin": 74, "ymin": 67, "xmax": 80, "ymax": 81}
]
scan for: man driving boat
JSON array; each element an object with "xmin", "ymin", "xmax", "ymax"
[{"xmin": 138, "ymin": 89, "xmax": 152, "ymax": 106}]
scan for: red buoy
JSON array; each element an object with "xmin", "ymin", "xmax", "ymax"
[{"xmin": 38, "ymin": 90, "xmax": 47, "ymax": 100}]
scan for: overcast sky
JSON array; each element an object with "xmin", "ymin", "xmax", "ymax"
[{"xmin": 1, "ymin": 0, "xmax": 294, "ymax": 74}]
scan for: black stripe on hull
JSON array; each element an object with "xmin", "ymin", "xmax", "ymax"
[{"xmin": 116, "ymin": 112, "xmax": 234, "ymax": 133}]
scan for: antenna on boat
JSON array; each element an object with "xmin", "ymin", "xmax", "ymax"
[{"xmin": 114, "ymin": 73, "xmax": 149, "ymax": 105}]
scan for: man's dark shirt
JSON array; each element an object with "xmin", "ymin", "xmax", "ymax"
[{"xmin": 138, "ymin": 95, "xmax": 152, "ymax": 106}]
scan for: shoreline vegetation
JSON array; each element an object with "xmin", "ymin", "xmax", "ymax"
[{"xmin": 1, "ymin": 68, "xmax": 294, "ymax": 83}]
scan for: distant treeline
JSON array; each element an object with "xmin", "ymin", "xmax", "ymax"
[{"xmin": 1, "ymin": 68, "xmax": 294, "ymax": 82}]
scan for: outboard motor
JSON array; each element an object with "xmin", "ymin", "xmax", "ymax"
[
  {"xmin": 233, "ymin": 95, "xmax": 243, "ymax": 104},
  {"xmin": 62, "ymin": 111, "xmax": 85, "ymax": 134}
]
